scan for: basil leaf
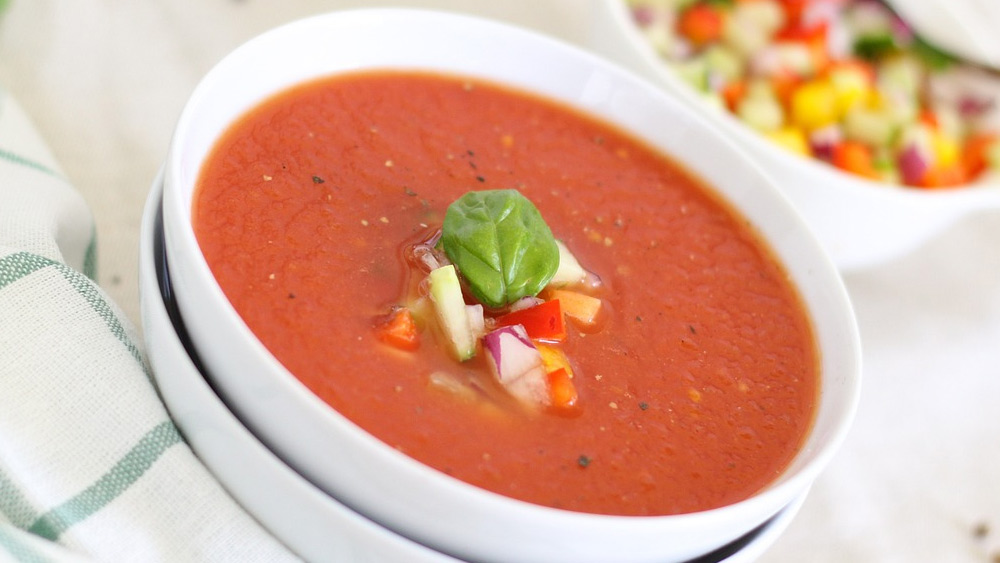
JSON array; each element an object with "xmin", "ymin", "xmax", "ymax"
[{"xmin": 441, "ymin": 189, "xmax": 559, "ymax": 308}]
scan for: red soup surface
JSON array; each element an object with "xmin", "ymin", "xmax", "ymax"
[{"xmin": 193, "ymin": 70, "xmax": 818, "ymax": 516}]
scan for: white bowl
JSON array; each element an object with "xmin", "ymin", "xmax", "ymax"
[
  {"xmin": 161, "ymin": 8, "xmax": 861, "ymax": 563},
  {"xmin": 140, "ymin": 173, "xmax": 463, "ymax": 563},
  {"xmin": 586, "ymin": 0, "xmax": 1000, "ymax": 271},
  {"xmin": 140, "ymin": 173, "xmax": 815, "ymax": 563}
]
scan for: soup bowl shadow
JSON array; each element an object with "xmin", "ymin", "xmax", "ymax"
[
  {"xmin": 585, "ymin": 0, "xmax": 1000, "ymax": 272},
  {"xmin": 160, "ymin": 8, "xmax": 862, "ymax": 563}
]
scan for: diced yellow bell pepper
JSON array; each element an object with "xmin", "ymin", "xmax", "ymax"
[
  {"xmin": 931, "ymin": 131, "xmax": 960, "ymax": 168},
  {"xmin": 828, "ymin": 65, "xmax": 872, "ymax": 117},
  {"xmin": 765, "ymin": 127, "xmax": 811, "ymax": 156},
  {"xmin": 535, "ymin": 343, "xmax": 573, "ymax": 377},
  {"xmin": 790, "ymin": 80, "xmax": 837, "ymax": 131}
]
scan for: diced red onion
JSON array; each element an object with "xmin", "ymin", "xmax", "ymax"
[
  {"xmin": 466, "ymin": 304, "xmax": 485, "ymax": 340},
  {"xmin": 631, "ymin": 5, "xmax": 655, "ymax": 27},
  {"xmin": 888, "ymin": 14, "xmax": 913, "ymax": 45},
  {"xmin": 958, "ymin": 95, "xmax": 995, "ymax": 118},
  {"xmin": 412, "ymin": 244, "xmax": 449, "ymax": 272},
  {"xmin": 898, "ymin": 143, "xmax": 930, "ymax": 184},
  {"xmin": 482, "ymin": 325, "xmax": 548, "ymax": 405},
  {"xmin": 809, "ymin": 125, "xmax": 843, "ymax": 161}
]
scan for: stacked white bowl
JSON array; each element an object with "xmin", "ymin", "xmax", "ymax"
[{"xmin": 141, "ymin": 8, "xmax": 862, "ymax": 562}]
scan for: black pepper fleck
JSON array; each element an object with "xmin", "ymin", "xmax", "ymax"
[
  {"xmin": 476, "ymin": 176, "xmax": 485, "ymax": 183},
  {"xmin": 577, "ymin": 455, "xmax": 591, "ymax": 468},
  {"xmin": 312, "ymin": 175, "xmax": 325, "ymax": 184},
  {"xmin": 639, "ymin": 402, "xmax": 649, "ymax": 411}
]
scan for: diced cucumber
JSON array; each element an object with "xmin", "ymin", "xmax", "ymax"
[
  {"xmin": 703, "ymin": 45, "xmax": 744, "ymax": 84},
  {"xmin": 738, "ymin": 94, "xmax": 784, "ymax": 132},
  {"xmin": 843, "ymin": 106, "xmax": 898, "ymax": 147},
  {"xmin": 878, "ymin": 55, "xmax": 922, "ymax": 99},
  {"xmin": 872, "ymin": 147, "xmax": 901, "ymax": 184},
  {"xmin": 428, "ymin": 265, "xmax": 476, "ymax": 361},
  {"xmin": 547, "ymin": 240, "xmax": 586, "ymax": 288},
  {"xmin": 723, "ymin": 0, "xmax": 781, "ymax": 57},
  {"xmin": 672, "ymin": 57, "xmax": 709, "ymax": 92}
]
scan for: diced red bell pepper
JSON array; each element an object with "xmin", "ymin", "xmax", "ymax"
[
  {"xmin": 776, "ymin": 0, "xmax": 809, "ymax": 29},
  {"xmin": 495, "ymin": 299, "xmax": 566, "ymax": 342},
  {"xmin": 721, "ymin": 78, "xmax": 748, "ymax": 112},
  {"xmin": 832, "ymin": 141, "xmax": 880, "ymax": 180},
  {"xmin": 920, "ymin": 163, "xmax": 967, "ymax": 188},
  {"xmin": 375, "ymin": 308, "xmax": 420, "ymax": 351},
  {"xmin": 776, "ymin": 22, "xmax": 830, "ymax": 74},
  {"xmin": 963, "ymin": 134, "xmax": 998, "ymax": 179},
  {"xmin": 677, "ymin": 3, "xmax": 725, "ymax": 47}
]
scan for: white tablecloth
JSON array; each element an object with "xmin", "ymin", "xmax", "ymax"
[{"xmin": 1, "ymin": 1, "xmax": 997, "ymax": 561}]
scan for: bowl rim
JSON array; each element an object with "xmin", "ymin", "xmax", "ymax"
[{"xmin": 160, "ymin": 7, "xmax": 862, "ymax": 563}]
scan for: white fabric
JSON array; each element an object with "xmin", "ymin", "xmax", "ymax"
[
  {"xmin": 0, "ymin": 1, "xmax": 998, "ymax": 562},
  {"xmin": 0, "ymin": 90, "xmax": 299, "ymax": 562}
]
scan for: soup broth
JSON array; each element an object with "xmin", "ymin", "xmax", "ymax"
[{"xmin": 193, "ymin": 70, "xmax": 818, "ymax": 516}]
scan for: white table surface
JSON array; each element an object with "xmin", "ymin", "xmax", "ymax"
[{"xmin": 2, "ymin": 1, "xmax": 998, "ymax": 561}]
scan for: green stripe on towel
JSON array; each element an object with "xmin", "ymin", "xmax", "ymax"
[
  {"xmin": 0, "ymin": 467, "xmax": 40, "ymax": 529},
  {"xmin": 0, "ymin": 525, "xmax": 52, "ymax": 563},
  {"xmin": 0, "ymin": 148, "xmax": 60, "ymax": 179},
  {"xmin": 0, "ymin": 252, "xmax": 51, "ymax": 289},
  {"xmin": 26, "ymin": 421, "xmax": 183, "ymax": 541}
]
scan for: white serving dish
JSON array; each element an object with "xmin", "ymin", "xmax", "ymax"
[
  {"xmin": 142, "ymin": 174, "xmax": 812, "ymax": 563},
  {"xmin": 585, "ymin": 0, "xmax": 1000, "ymax": 271},
  {"xmin": 160, "ymin": 8, "xmax": 861, "ymax": 563}
]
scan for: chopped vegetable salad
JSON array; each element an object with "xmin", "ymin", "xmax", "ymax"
[{"xmin": 628, "ymin": 0, "xmax": 1000, "ymax": 188}]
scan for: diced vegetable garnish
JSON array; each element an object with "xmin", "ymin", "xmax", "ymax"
[
  {"xmin": 536, "ymin": 343, "xmax": 573, "ymax": 376},
  {"xmin": 737, "ymin": 90, "xmax": 784, "ymax": 132},
  {"xmin": 546, "ymin": 368, "xmax": 579, "ymax": 411},
  {"xmin": 483, "ymin": 325, "xmax": 549, "ymax": 406},
  {"xmin": 375, "ymin": 308, "xmax": 420, "ymax": 351},
  {"xmin": 544, "ymin": 289, "xmax": 602, "ymax": 328},
  {"xmin": 677, "ymin": 3, "xmax": 725, "ymax": 47},
  {"xmin": 440, "ymin": 189, "xmax": 558, "ymax": 308},
  {"xmin": 398, "ymin": 190, "xmax": 607, "ymax": 415},
  {"xmin": 508, "ymin": 296, "xmax": 544, "ymax": 312},
  {"xmin": 548, "ymin": 240, "xmax": 587, "ymax": 288},
  {"xmin": 495, "ymin": 299, "xmax": 566, "ymax": 342},
  {"xmin": 766, "ymin": 127, "xmax": 810, "ymax": 155},
  {"xmin": 790, "ymin": 80, "xmax": 837, "ymax": 131},
  {"xmin": 832, "ymin": 140, "xmax": 879, "ymax": 180},
  {"xmin": 466, "ymin": 304, "xmax": 486, "ymax": 341},
  {"xmin": 963, "ymin": 134, "xmax": 999, "ymax": 178},
  {"xmin": 428, "ymin": 265, "xmax": 477, "ymax": 361},
  {"xmin": 628, "ymin": 0, "xmax": 1000, "ymax": 188}
]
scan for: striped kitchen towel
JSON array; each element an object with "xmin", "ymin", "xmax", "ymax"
[{"xmin": 0, "ymin": 90, "xmax": 299, "ymax": 562}]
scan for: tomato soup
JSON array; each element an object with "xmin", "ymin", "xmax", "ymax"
[{"xmin": 193, "ymin": 71, "xmax": 818, "ymax": 516}]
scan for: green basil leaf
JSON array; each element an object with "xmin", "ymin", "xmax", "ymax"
[{"xmin": 441, "ymin": 189, "xmax": 559, "ymax": 308}]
